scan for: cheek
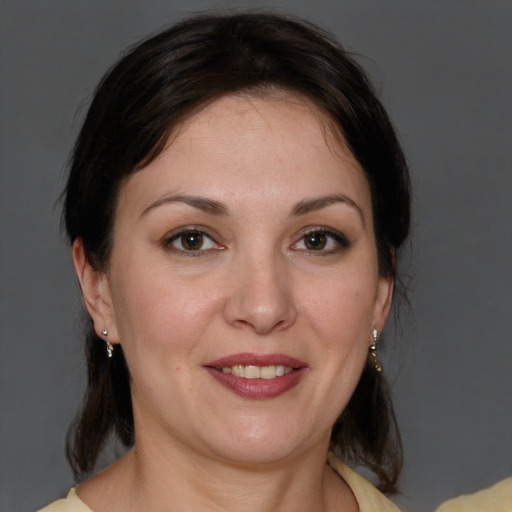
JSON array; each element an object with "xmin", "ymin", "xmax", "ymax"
[
  {"xmin": 298, "ymin": 281, "xmax": 374, "ymax": 433},
  {"xmin": 300, "ymin": 271, "xmax": 377, "ymax": 342},
  {"xmin": 110, "ymin": 268, "xmax": 223, "ymax": 355}
]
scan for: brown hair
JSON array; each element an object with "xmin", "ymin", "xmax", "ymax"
[{"xmin": 64, "ymin": 12, "xmax": 410, "ymax": 492}]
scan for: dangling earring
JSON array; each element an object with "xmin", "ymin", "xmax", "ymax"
[
  {"xmin": 101, "ymin": 328, "xmax": 113, "ymax": 358},
  {"xmin": 369, "ymin": 328, "xmax": 382, "ymax": 372}
]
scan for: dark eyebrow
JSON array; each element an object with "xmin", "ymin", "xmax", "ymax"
[
  {"xmin": 291, "ymin": 194, "xmax": 365, "ymax": 225},
  {"xmin": 139, "ymin": 195, "xmax": 228, "ymax": 219}
]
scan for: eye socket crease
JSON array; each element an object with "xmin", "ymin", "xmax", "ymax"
[
  {"xmin": 163, "ymin": 225, "xmax": 350, "ymax": 259},
  {"xmin": 164, "ymin": 227, "xmax": 225, "ymax": 255},
  {"xmin": 291, "ymin": 228, "xmax": 351, "ymax": 254}
]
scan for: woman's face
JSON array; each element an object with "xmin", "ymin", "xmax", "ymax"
[{"xmin": 80, "ymin": 94, "xmax": 392, "ymax": 466}]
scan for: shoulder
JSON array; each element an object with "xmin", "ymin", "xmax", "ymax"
[
  {"xmin": 327, "ymin": 452, "xmax": 401, "ymax": 512},
  {"xmin": 38, "ymin": 488, "xmax": 94, "ymax": 512},
  {"xmin": 435, "ymin": 477, "xmax": 512, "ymax": 512}
]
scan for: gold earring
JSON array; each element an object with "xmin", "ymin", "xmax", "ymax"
[
  {"xmin": 101, "ymin": 328, "xmax": 113, "ymax": 358},
  {"xmin": 369, "ymin": 328, "xmax": 382, "ymax": 372}
]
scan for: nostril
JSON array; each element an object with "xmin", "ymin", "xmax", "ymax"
[
  {"xmin": 222, "ymin": 262, "xmax": 298, "ymax": 333},
  {"xmin": 226, "ymin": 303, "xmax": 297, "ymax": 335}
]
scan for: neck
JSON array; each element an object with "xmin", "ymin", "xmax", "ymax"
[
  {"xmin": 77, "ymin": 431, "xmax": 357, "ymax": 512},
  {"xmin": 130, "ymin": 438, "xmax": 329, "ymax": 512}
]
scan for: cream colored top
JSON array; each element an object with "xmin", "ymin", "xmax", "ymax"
[
  {"xmin": 435, "ymin": 477, "xmax": 512, "ymax": 512},
  {"xmin": 38, "ymin": 453, "xmax": 400, "ymax": 512},
  {"xmin": 38, "ymin": 489, "xmax": 91, "ymax": 512}
]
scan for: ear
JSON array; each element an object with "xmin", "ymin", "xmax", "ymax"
[
  {"xmin": 372, "ymin": 274, "xmax": 394, "ymax": 332},
  {"xmin": 72, "ymin": 238, "xmax": 120, "ymax": 343}
]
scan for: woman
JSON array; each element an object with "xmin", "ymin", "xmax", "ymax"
[{"xmin": 40, "ymin": 12, "xmax": 411, "ymax": 511}]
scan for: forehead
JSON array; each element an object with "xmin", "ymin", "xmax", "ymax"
[
  {"xmin": 172, "ymin": 91, "xmax": 348, "ymax": 158},
  {"xmin": 118, "ymin": 93, "xmax": 371, "ymax": 216}
]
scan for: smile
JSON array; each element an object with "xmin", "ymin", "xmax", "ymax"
[
  {"xmin": 219, "ymin": 365, "xmax": 293, "ymax": 379},
  {"xmin": 204, "ymin": 353, "xmax": 307, "ymax": 399}
]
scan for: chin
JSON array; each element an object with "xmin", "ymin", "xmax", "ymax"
[{"xmin": 203, "ymin": 417, "xmax": 322, "ymax": 467}]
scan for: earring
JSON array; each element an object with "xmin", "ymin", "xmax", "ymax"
[
  {"xmin": 101, "ymin": 328, "xmax": 113, "ymax": 358},
  {"xmin": 369, "ymin": 328, "xmax": 382, "ymax": 372}
]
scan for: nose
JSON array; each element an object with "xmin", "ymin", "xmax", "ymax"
[{"xmin": 223, "ymin": 251, "xmax": 298, "ymax": 335}]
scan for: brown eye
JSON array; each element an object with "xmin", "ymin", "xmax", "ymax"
[
  {"xmin": 304, "ymin": 232, "xmax": 327, "ymax": 250},
  {"xmin": 167, "ymin": 229, "xmax": 219, "ymax": 253},
  {"xmin": 181, "ymin": 232, "xmax": 204, "ymax": 250},
  {"xmin": 291, "ymin": 229, "xmax": 350, "ymax": 254}
]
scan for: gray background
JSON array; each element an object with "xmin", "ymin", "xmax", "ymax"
[{"xmin": 1, "ymin": 1, "xmax": 511, "ymax": 511}]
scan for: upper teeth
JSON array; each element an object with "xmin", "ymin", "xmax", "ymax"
[{"xmin": 221, "ymin": 365, "xmax": 293, "ymax": 379}]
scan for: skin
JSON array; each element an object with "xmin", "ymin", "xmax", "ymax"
[{"xmin": 73, "ymin": 93, "xmax": 393, "ymax": 512}]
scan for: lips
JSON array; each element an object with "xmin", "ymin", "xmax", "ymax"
[
  {"xmin": 223, "ymin": 364, "xmax": 293, "ymax": 379},
  {"xmin": 204, "ymin": 353, "xmax": 308, "ymax": 399}
]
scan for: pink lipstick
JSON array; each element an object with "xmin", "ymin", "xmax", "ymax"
[{"xmin": 204, "ymin": 353, "xmax": 308, "ymax": 399}]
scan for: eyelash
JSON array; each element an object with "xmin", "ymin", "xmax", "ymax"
[
  {"xmin": 291, "ymin": 228, "xmax": 350, "ymax": 255},
  {"xmin": 164, "ymin": 227, "xmax": 223, "ymax": 257},
  {"xmin": 164, "ymin": 226, "xmax": 350, "ymax": 257}
]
